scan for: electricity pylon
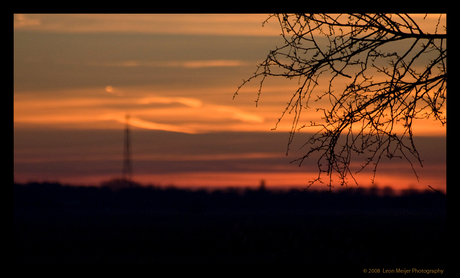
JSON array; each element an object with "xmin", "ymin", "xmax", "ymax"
[{"xmin": 122, "ymin": 114, "xmax": 132, "ymax": 182}]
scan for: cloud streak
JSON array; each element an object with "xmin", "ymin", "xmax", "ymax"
[
  {"xmin": 97, "ymin": 113, "xmax": 197, "ymax": 134},
  {"xmin": 137, "ymin": 96, "xmax": 202, "ymax": 108},
  {"xmin": 14, "ymin": 86, "xmax": 267, "ymax": 134},
  {"xmin": 125, "ymin": 116, "xmax": 197, "ymax": 134},
  {"xmin": 179, "ymin": 60, "xmax": 247, "ymax": 68},
  {"xmin": 213, "ymin": 105, "xmax": 264, "ymax": 124},
  {"xmin": 92, "ymin": 60, "xmax": 251, "ymax": 69},
  {"xmin": 105, "ymin": 86, "xmax": 124, "ymax": 96}
]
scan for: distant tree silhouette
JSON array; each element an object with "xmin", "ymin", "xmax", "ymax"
[
  {"xmin": 100, "ymin": 178, "xmax": 142, "ymax": 191},
  {"xmin": 234, "ymin": 13, "xmax": 446, "ymax": 190}
]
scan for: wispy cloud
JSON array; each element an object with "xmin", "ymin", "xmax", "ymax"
[
  {"xmin": 212, "ymin": 105, "xmax": 264, "ymax": 124},
  {"xmin": 105, "ymin": 86, "xmax": 124, "ymax": 97},
  {"xmin": 99, "ymin": 113, "xmax": 198, "ymax": 134},
  {"xmin": 137, "ymin": 96, "xmax": 202, "ymax": 108},
  {"xmin": 135, "ymin": 152, "xmax": 282, "ymax": 162},
  {"xmin": 14, "ymin": 87, "xmax": 266, "ymax": 134},
  {"xmin": 91, "ymin": 60, "xmax": 250, "ymax": 69},
  {"xmin": 179, "ymin": 60, "xmax": 247, "ymax": 68}
]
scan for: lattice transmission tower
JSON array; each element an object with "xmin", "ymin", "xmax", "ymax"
[{"xmin": 122, "ymin": 114, "xmax": 132, "ymax": 182}]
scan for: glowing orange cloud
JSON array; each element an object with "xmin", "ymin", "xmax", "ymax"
[
  {"xmin": 98, "ymin": 113, "xmax": 197, "ymax": 134},
  {"xmin": 14, "ymin": 83, "xmax": 445, "ymax": 136},
  {"xmin": 91, "ymin": 60, "xmax": 251, "ymax": 69},
  {"xmin": 180, "ymin": 60, "xmax": 247, "ymax": 68},
  {"xmin": 105, "ymin": 85, "xmax": 124, "ymax": 96},
  {"xmin": 212, "ymin": 105, "xmax": 264, "ymax": 124},
  {"xmin": 137, "ymin": 96, "xmax": 203, "ymax": 108}
]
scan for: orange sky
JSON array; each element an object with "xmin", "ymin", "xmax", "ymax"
[{"xmin": 14, "ymin": 14, "xmax": 446, "ymax": 192}]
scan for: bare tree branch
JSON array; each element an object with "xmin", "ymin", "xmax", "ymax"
[{"xmin": 234, "ymin": 13, "xmax": 446, "ymax": 190}]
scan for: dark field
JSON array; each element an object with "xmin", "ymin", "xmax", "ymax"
[{"xmin": 14, "ymin": 181, "xmax": 447, "ymax": 273}]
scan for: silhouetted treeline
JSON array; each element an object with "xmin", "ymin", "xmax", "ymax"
[
  {"xmin": 14, "ymin": 181, "xmax": 446, "ymax": 268},
  {"xmin": 14, "ymin": 181, "xmax": 445, "ymax": 213}
]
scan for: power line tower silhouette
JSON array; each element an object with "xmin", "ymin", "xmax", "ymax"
[{"xmin": 122, "ymin": 114, "xmax": 132, "ymax": 182}]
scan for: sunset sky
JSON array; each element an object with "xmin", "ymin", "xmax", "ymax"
[{"xmin": 14, "ymin": 14, "xmax": 446, "ymax": 192}]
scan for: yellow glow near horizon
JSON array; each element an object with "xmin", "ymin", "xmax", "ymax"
[{"xmin": 26, "ymin": 170, "xmax": 443, "ymax": 193}]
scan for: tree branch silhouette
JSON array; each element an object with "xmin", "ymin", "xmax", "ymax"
[{"xmin": 234, "ymin": 13, "xmax": 446, "ymax": 190}]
